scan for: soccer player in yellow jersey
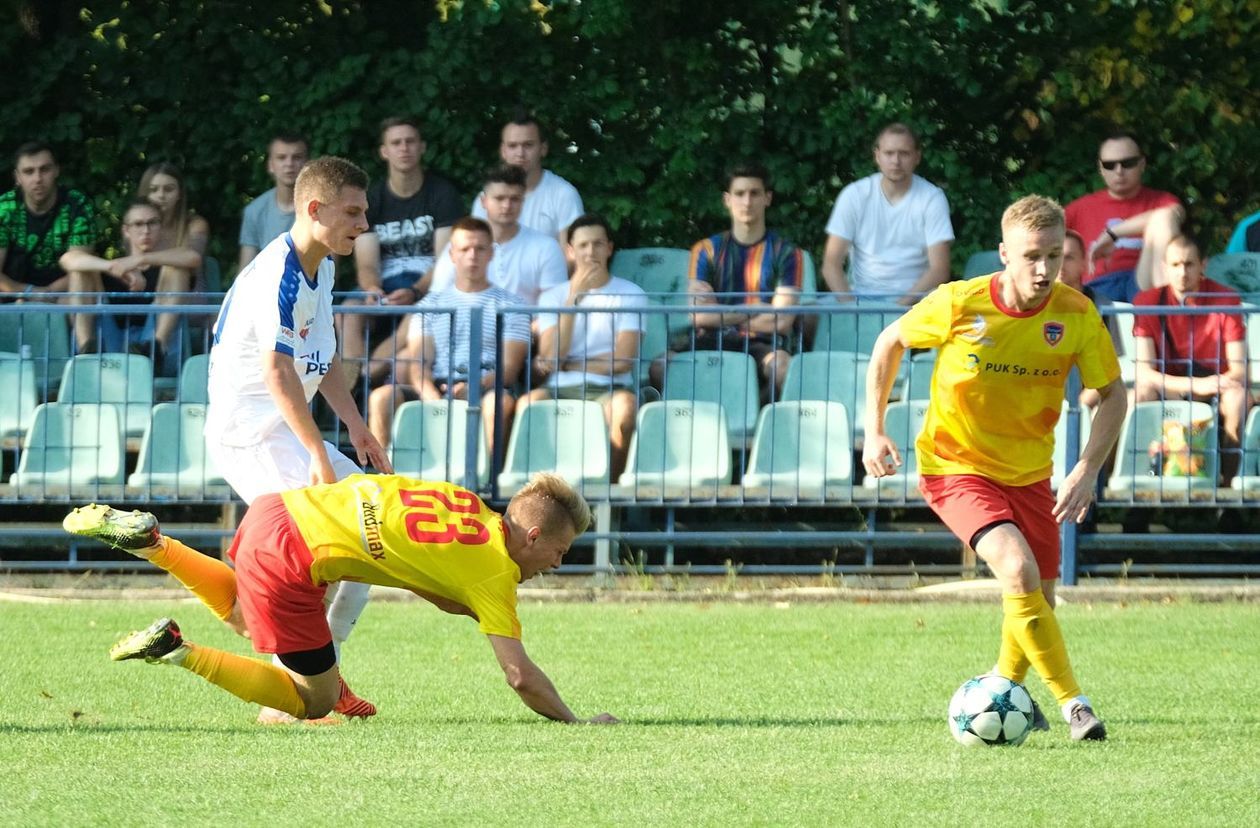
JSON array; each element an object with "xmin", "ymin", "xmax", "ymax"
[
  {"xmin": 862, "ymin": 195, "xmax": 1127, "ymax": 741},
  {"xmin": 63, "ymin": 473, "xmax": 618, "ymax": 725}
]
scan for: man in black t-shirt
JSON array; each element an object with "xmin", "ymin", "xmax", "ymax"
[
  {"xmin": 0, "ymin": 142, "xmax": 97, "ymax": 298},
  {"xmin": 341, "ymin": 116, "xmax": 463, "ymax": 388}
]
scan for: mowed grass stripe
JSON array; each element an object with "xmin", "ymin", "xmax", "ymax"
[{"xmin": 1, "ymin": 601, "xmax": 1257, "ymax": 826}]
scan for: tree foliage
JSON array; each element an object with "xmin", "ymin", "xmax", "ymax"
[{"xmin": 2, "ymin": 0, "xmax": 1257, "ymax": 278}]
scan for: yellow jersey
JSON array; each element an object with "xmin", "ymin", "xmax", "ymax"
[
  {"xmin": 898, "ymin": 275, "xmax": 1120, "ymax": 486},
  {"xmin": 281, "ymin": 475, "xmax": 521, "ymax": 639}
]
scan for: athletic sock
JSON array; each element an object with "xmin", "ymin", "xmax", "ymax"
[
  {"xmin": 148, "ymin": 537, "xmax": 237, "ymax": 621},
  {"xmin": 326, "ymin": 580, "xmax": 372, "ymax": 652},
  {"xmin": 999, "ymin": 589, "xmax": 1082, "ymax": 706},
  {"xmin": 182, "ymin": 644, "xmax": 306, "ymax": 719}
]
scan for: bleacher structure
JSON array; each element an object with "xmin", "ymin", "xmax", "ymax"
[{"xmin": 5, "ymin": 265, "xmax": 1260, "ymax": 579}]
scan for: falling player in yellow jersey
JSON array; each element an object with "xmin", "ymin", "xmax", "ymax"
[
  {"xmin": 862, "ymin": 195, "xmax": 1127, "ymax": 741},
  {"xmin": 63, "ymin": 473, "xmax": 618, "ymax": 724}
]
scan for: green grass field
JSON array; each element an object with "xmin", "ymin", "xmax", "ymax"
[{"xmin": 2, "ymin": 595, "xmax": 1257, "ymax": 826}]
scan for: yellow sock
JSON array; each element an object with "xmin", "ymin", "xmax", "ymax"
[
  {"xmin": 182, "ymin": 644, "xmax": 306, "ymax": 719},
  {"xmin": 1000, "ymin": 589, "xmax": 1082, "ymax": 705},
  {"xmin": 996, "ymin": 641, "xmax": 1032, "ymax": 684},
  {"xmin": 149, "ymin": 537, "xmax": 237, "ymax": 621}
]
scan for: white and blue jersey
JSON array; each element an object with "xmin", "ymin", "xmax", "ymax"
[{"xmin": 206, "ymin": 233, "xmax": 338, "ymax": 448}]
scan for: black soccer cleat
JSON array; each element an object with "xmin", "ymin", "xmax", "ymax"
[{"xmin": 110, "ymin": 618, "xmax": 184, "ymax": 663}]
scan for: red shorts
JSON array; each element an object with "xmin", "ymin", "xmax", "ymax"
[
  {"xmin": 918, "ymin": 474, "xmax": 1061, "ymax": 580},
  {"xmin": 228, "ymin": 493, "xmax": 332, "ymax": 655}
]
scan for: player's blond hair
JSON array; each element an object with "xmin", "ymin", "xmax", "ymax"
[
  {"xmin": 294, "ymin": 156, "xmax": 368, "ymax": 206},
  {"xmin": 1001, "ymin": 195, "xmax": 1065, "ymax": 234},
  {"xmin": 507, "ymin": 472, "xmax": 592, "ymax": 536}
]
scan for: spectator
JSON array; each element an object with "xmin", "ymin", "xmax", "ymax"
[
  {"xmin": 821, "ymin": 122, "xmax": 954, "ymax": 305},
  {"xmin": 60, "ymin": 198, "xmax": 191, "ymax": 366},
  {"xmin": 527, "ymin": 214, "xmax": 645, "ymax": 478},
  {"xmin": 1132, "ymin": 235, "xmax": 1248, "ymax": 482},
  {"xmin": 1065, "ymin": 130, "xmax": 1183, "ymax": 302},
  {"xmin": 660, "ymin": 162, "xmax": 802, "ymax": 400},
  {"xmin": 368, "ymin": 217, "xmax": 529, "ymax": 459},
  {"xmin": 343, "ymin": 116, "xmax": 463, "ymax": 388},
  {"xmin": 472, "ymin": 113, "xmax": 583, "ymax": 242},
  {"xmin": 0, "ymin": 141, "xmax": 95, "ymax": 299},
  {"xmin": 1057, "ymin": 229, "xmax": 1124, "ymax": 408},
  {"xmin": 139, "ymin": 162, "xmax": 209, "ymax": 281},
  {"xmin": 430, "ymin": 165, "xmax": 567, "ymax": 304},
  {"xmin": 238, "ymin": 133, "xmax": 309, "ymax": 270}
]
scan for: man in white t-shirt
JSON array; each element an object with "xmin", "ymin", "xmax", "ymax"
[
  {"xmin": 430, "ymin": 166, "xmax": 567, "ymax": 304},
  {"xmin": 821, "ymin": 123, "xmax": 955, "ymax": 305},
  {"xmin": 471, "ymin": 115, "xmax": 583, "ymax": 242},
  {"xmin": 368, "ymin": 217, "xmax": 530, "ymax": 458},
  {"xmin": 529, "ymin": 215, "xmax": 645, "ymax": 478},
  {"xmin": 207, "ymin": 156, "xmax": 391, "ymax": 724},
  {"xmin": 237, "ymin": 133, "xmax": 309, "ymax": 270}
]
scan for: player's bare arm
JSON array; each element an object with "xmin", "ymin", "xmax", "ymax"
[
  {"xmin": 1054, "ymin": 377, "xmax": 1126, "ymax": 524},
  {"xmin": 410, "ymin": 588, "xmax": 477, "ymax": 618},
  {"xmin": 262, "ymin": 350, "xmax": 336, "ymax": 484},
  {"xmin": 862, "ymin": 322, "xmax": 908, "ymax": 478},
  {"xmin": 318, "ymin": 353, "xmax": 392, "ymax": 473},
  {"xmin": 487, "ymin": 635, "xmax": 618, "ymax": 724}
]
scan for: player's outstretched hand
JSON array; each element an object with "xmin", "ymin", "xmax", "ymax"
[
  {"xmin": 861, "ymin": 434, "xmax": 902, "ymax": 480},
  {"xmin": 349, "ymin": 424, "xmax": 393, "ymax": 474},
  {"xmin": 582, "ymin": 713, "xmax": 620, "ymax": 724}
]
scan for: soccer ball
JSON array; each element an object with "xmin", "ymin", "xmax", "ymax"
[{"xmin": 947, "ymin": 674, "xmax": 1034, "ymax": 746}]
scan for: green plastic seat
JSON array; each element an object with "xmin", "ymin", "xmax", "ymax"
[
  {"xmin": 0, "ymin": 309, "xmax": 72, "ymax": 396},
  {"xmin": 743, "ymin": 401, "xmax": 852, "ymax": 496},
  {"xmin": 128, "ymin": 403, "xmax": 227, "ymax": 492},
  {"xmin": 963, "ymin": 250, "xmax": 1003, "ymax": 279},
  {"xmin": 57, "ymin": 354, "xmax": 154, "ymax": 439},
  {"xmin": 177, "ymin": 353, "xmax": 210, "ymax": 404},
  {"xmin": 1205, "ymin": 252, "xmax": 1260, "ymax": 295},
  {"xmin": 1107, "ymin": 400, "xmax": 1218, "ymax": 498},
  {"xmin": 10, "ymin": 403, "xmax": 125, "ymax": 488},
  {"xmin": 811, "ymin": 303, "xmax": 901, "ymax": 353},
  {"xmin": 498, "ymin": 399, "xmax": 609, "ymax": 493},
  {"xmin": 619, "ymin": 400, "xmax": 731, "ymax": 490},
  {"xmin": 389, "ymin": 399, "xmax": 488, "ymax": 487},
  {"xmin": 862, "ymin": 399, "xmax": 930, "ymax": 498},
  {"xmin": 663, "ymin": 350, "xmax": 760, "ymax": 445},
  {"xmin": 898, "ymin": 349, "xmax": 936, "ymax": 402},
  {"xmin": 1110, "ymin": 301, "xmax": 1137, "ymax": 385},
  {"xmin": 0, "ymin": 352, "xmax": 39, "ymax": 442},
  {"xmin": 781, "ymin": 351, "xmax": 870, "ymax": 442},
  {"xmin": 1232, "ymin": 407, "xmax": 1260, "ymax": 495}
]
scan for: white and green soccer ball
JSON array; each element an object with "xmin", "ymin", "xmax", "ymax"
[{"xmin": 948, "ymin": 674, "xmax": 1034, "ymax": 746}]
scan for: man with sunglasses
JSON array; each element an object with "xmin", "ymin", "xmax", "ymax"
[{"xmin": 1065, "ymin": 130, "xmax": 1183, "ymax": 302}]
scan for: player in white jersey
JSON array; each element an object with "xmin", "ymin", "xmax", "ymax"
[{"xmin": 206, "ymin": 156, "xmax": 391, "ymax": 723}]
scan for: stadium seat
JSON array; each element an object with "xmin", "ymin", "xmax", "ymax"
[
  {"xmin": 743, "ymin": 400, "xmax": 852, "ymax": 496},
  {"xmin": 662, "ymin": 350, "xmax": 760, "ymax": 445},
  {"xmin": 799, "ymin": 249, "xmax": 818, "ymax": 299},
  {"xmin": 811, "ymin": 302, "xmax": 901, "ymax": 353},
  {"xmin": 963, "ymin": 250, "xmax": 1003, "ymax": 279},
  {"xmin": 1107, "ymin": 400, "xmax": 1218, "ymax": 498},
  {"xmin": 389, "ymin": 399, "xmax": 488, "ymax": 486},
  {"xmin": 177, "ymin": 353, "xmax": 210, "ymax": 404},
  {"xmin": 10, "ymin": 402, "xmax": 126, "ymax": 488},
  {"xmin": 898, "ymin": 349, "xmax": 936, "ymax": 402},
  {"xmin": 1231, "ymin": 407, "xmax": 1260, "ymax": 495},
  {"xmin": 1110, "ymin": 301, "xmax": 1137, "ymax": 385},
  {"xmin": 1244, "ymin": 303, "xmax": 1260, "ymax": 385},
  {"xmin": 56, "ymin": 353, "xmax": 154, "ymax": 439},
  {"xmin": 1205, "ymin": 252, "xmax": 1260, "ymax": 299},
  {"xmin": 0, "ymin": 352, "xmax": 39, "ymax": 443},
  {"xmin": 781, "ymin": 351, "xmax": 869, "ymax": 442},
  {"xmin": 128, "ymin": 403, "xmax": 228, "ymax": 492},
  {"xmin": 862, "ymin": 399, "xmax": 929, "ymax": 498},
  {"xmin": 0, "ymin": 309, "xmax": 71, "ymax": 396},
  {"xmin": 611, "ymin": 247, "xmax": 691, "ymax": 298},
  {"xmin": 619, "ymin": 400, "xmax": 731, "ymax": 490},
  {"xmin": 498, "ymin": 399, "xmax": 610, "ymax": 492},
  {"xmin": 1051, "ymin": 401, "xmax": 1093, "ymax": 490}
]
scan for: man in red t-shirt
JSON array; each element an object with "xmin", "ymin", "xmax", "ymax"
[
  {"xmin": 1132, "ymin": 236, "xmax": 1248, "ymax": 479},
  {"xmin": 1064, "ymin": 131, "xmax": 1183, "ymax": 301}
]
